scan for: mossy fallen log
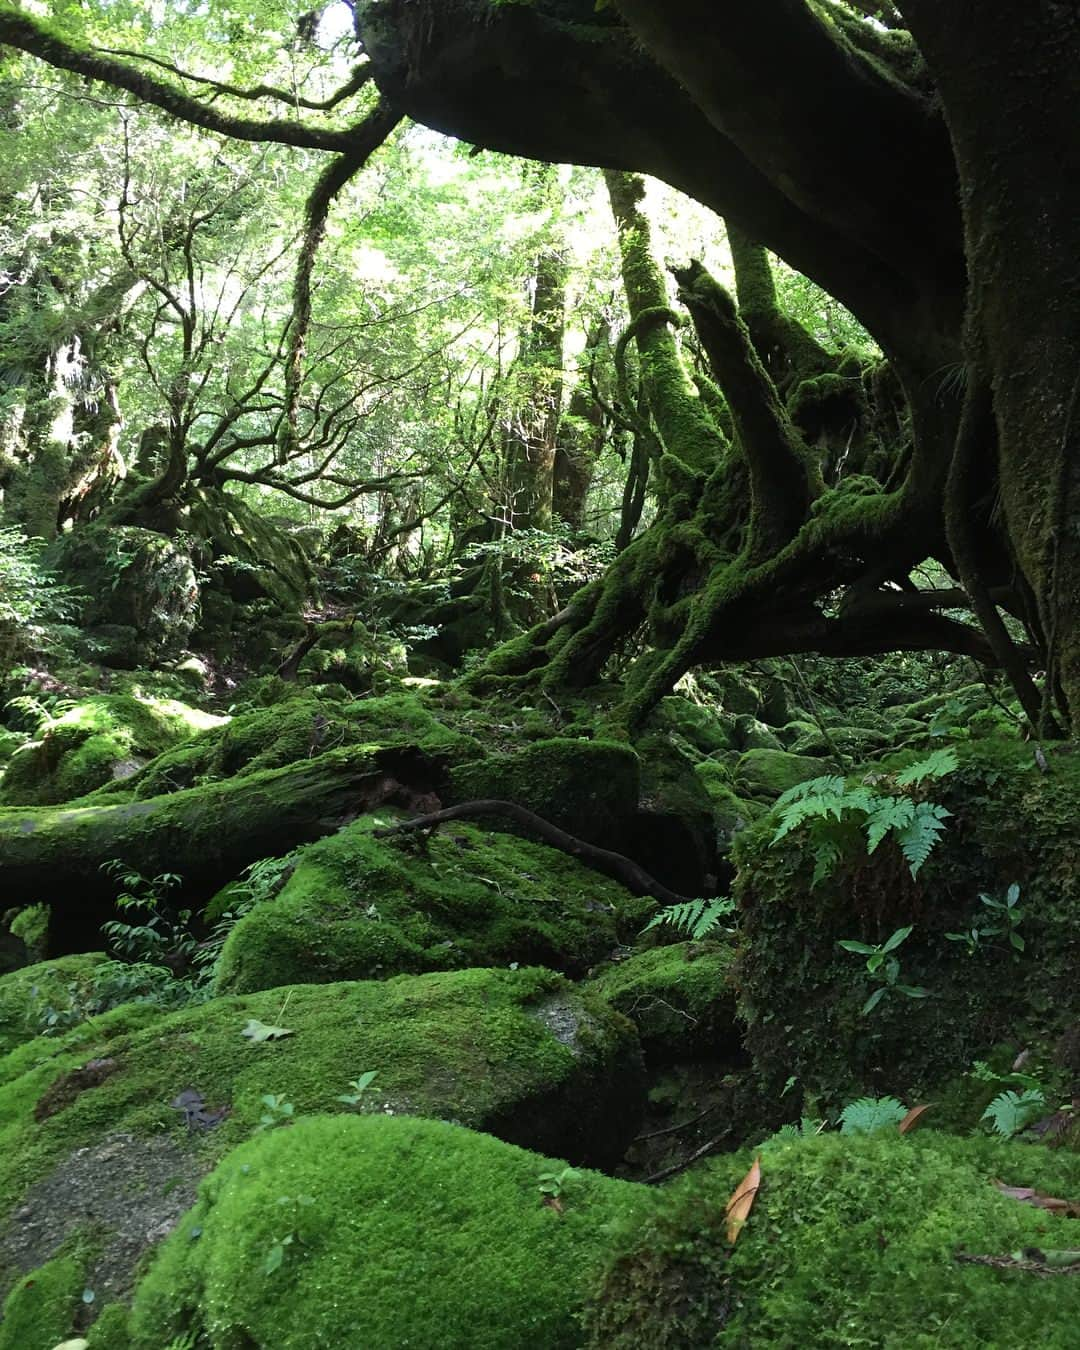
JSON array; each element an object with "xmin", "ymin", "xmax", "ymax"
[{"xmin": 0, "ymin": 747, "xmax": 426, "ymax": 949}]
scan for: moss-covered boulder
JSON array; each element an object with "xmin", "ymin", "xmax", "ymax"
[
  {"xmin": 587, "ymin": 1131, "xmax": 1080, "ymax": 1348},
  {"xmin": 0, "ymin": 969, "xmax": 645, "ymax": 1327},
  {"xmin": 113, "ymin": 689, "xmax": 479, "ymax": 800},
  {"xmin": 734, "ymin": 739, "xmax": 1080, "ymax": 1102},
  {"xmin": 122, "ymin": 1115, "xmax": 655, "ymax": 1350},
  {"xmin": 448, "ymin": 737, "xmax": 639, "ymax": 845},
  {"xmin": 734, "ymin": 746, "xmax": 825, "ymax": 799},
  {"xmin": 649, "ymin": 695, "xmax": 736, "ymax": 757},
  {"xmin": 694, "ymin": 762, "xmax": 765, "ymax": 855},
  {"xmin": 215, "ymin": 815, "xmax": 650, "ymax": 995},
  {"xmin": 588, "ymin": 942, "xmax": 739, "ymax": 1063},
  {"xmin": 50, "ymin": 524, "xmax": 200, "ymax": 664},
  {"xmin": 0, "ymin": 693, "xmax": 224, "ymax": 806},
  {"xmin": 0, "ymin": 954, "xmax": 109, "ymax": 1056}
]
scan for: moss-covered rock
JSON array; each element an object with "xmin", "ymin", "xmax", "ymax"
[
  {"xmin": 734, "ymin": 746, "xmax": 825, "ymax": 799},
  {"xmin": 0, "ymin": 693, "xmax": 224, "ymax": 806},
  {"xmin": 113, "ymin": 689, "xmax": 479, "ymax": 800},
  {"xmin": 694, "ymin": 762, "xmax": 764, "ymax": 855},
  {"xmin": 124, "ymin": 1114, "xmax": 655, "ymax": 1350},
  {"xmin": 632, "ymin": 732, "xmax": 716, "ymax": 892},
  {"xmin": 734, "ymin": 738, "xmax": 1080, "ymax": 1103},
  {"xmin": 0, "ymin": 1246, "xmax": 89, "ymax": 1350},
  {"xmin": 649, "ymin": 695, "xmax": 735, "ymax": 757},
  {"xmin": 587, "ymin": 1131, "xmax": 1080, "ymax": 1348},
  {"xmin": 49, "ymin": 524, "xmax": 200, "ymax": 664},
  {"xmin": 214, "ymin": 815, "xmax": 650, "ymax": 995},
  {"xmin": 0, "ymin": 954, "xmax": 109, "ymax": 1057},
  {"xmin": 448, "ymin": 737, "xmax": 639, "ymax": 844},
  {"xmin": 0, "ymin": 969, "xmax": 645, "ymax": 1324},
  {"xmin": 588, "ymin": 942, "xmax": 738, "ymax": 1063},
  {"xmin": 732, "ymin": 714, "xmax": 785, "ymax": 752}
]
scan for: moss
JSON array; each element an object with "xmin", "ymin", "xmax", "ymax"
[
  {"xmin": 732, "ymin": 714, "xmax": 784, "ymax": 751},
  {"xmin": 0, "ymin": 1246, "xmax": 88, "ymax": 1350},
  {"xmin": 648, "ymin": 696, "xmax": 735, "ymax": 757},
  {"xmin": 734, "ymin": 747, "xmax": 824, "ymax": 798},
  {"xmin": 85, "ymin": 1302, "xmax": 132, "ymax": 1349},
  {"xmin": 215, "ymin": 816, "xmax": 650, "ymax": 994},
  {"xmin": 448, "ymin": 737, "xmax": 639, "ymax": 843},
  {"xmin": 586, "ymin": 1131, "xmax": 1080, "ymax": 1348},
  {"xmin": 0, "ymin": 693, "xmax": 224, "ymax": 806},
  {"xmin": 127, "ymin": 1114, "xmax": 655, "ymax": 1350},
  {"xmin": 6, "ymin": 968, "xmax": 643, "ymax": 1186},
  {"xmin": 0, "ymin": 953, "xmax": 109, "ymax": 1057},
  {"xmin": 733, "ymin": 738, "xmax": 1080, "ymax": 1102},
  {"xmin": 693, "ymin": 764, "xmax": 764, "ymax": 854},
  {"xmin": 116, "ymin": 689, "xmax": 479, "ymax": 800},
  {"xmin": 588, "ymin": 942, "xmax": 738, "ymax": 1063}
]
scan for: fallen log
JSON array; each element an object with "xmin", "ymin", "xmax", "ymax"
[{"xmin": 0, "ymin": 747, "xmax": 420, "ymax": 952}]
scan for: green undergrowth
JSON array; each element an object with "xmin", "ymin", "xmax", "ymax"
[
  {"xmin": 586, "ymin": 1130, "xmax": 1080, "ymax": 1348},
  {"xmin": 0, "ymin": 953, "xmax": 112, "ymax": 1056},
  {"xmin": 214, "ymin": 815, "xmax": 652, "ymax": 994},
  {"xmin": 734, "ymin": 738, "xmax": 1080, "ymax": 1104},
  {"xmin": 122, "ymin": 1114, "xmax": 655, "ymax": 1350}
]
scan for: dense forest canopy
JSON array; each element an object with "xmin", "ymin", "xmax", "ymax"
[
  {"xmin": 1, "ymin": 0, "xmax": 1077, "ymax": 734},
  {"xmin": 2, "ymin": 6, "xmax": 1080, "ymax": 1346}
]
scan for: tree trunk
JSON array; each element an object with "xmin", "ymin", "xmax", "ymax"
[{"xmin": 898, "ymin": 3, "xmax": 1080, "ymax": 726}]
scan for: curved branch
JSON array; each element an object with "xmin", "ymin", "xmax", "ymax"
[
  {"xmin": 278, "ymin": 98, "xmax": 404, "ymax": 463},
  {"xmin": 373, "ymin": 800, "xmax": 691, "ymax": 906},
  {"xmin": 99, "ymin": 48, "xmax": 373, "ymax": 111},
  {"xmin": 0, "ymin": 10, "xmax": 355, "ymax": 151}
]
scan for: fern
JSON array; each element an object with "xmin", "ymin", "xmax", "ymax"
[
  {"xmin": 771, "ymin": 753, "xmax": 956, "ymax": 884},
  {"xmin": 775, "ymin": 774, "xmax": 847, "ymax": 808},
  {"xmin": 642, "ymin": 897, "xmax": 735, "ymax": 940},
  {"xmin": 894, "ymin": 802, "xmax": 952, "ymax": 876},
  {"xmin": 982, "ymin": 1089, "xmax": 1046, "ymax": 1138},
  {"xmin": 839, "ymin": 1096, "xmax": 908, "ymax": 1136},
  {"xmin": 894, "ymin": 747, "xmax": 959, "ymax": 787},
  {"xmin": 864, "ymin": 797, "xmax": 915, "ymax": 854}
]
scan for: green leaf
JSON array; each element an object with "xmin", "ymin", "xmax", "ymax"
[
  {"xmin": 982, "ymin": 1089, "xmax": 1046, "ymax": 1138},
  {"xmin": 861, "ymin": 987, "xmax": 888, "ymax": 1015},
  {"xmin": 838, "ymin": 939, "xmax": 877, "ymax": 955},
  {"xmin": 242, "ymin": 1018, "xmax": 294, "ymax": 1043},
  {"xmin": 894, "ymin": 984, "xmax": 930, "ymax": 998},
  {"xmin": 881, "ymin": 925, "xmax": 913, "ymax": 953},
  {"xmin": 264, "ymin": 1242, "xmax": 285, "ymax": 1275}
]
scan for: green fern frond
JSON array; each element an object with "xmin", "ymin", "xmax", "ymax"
[
  {"xmin": 894, "ymin": 747, "xmax": 959, "ymax": 787},
  {"xmin": 642, "ymin": 897, "xmax": 734, "ymax": 940},
  {"xmin": 838, "ymin": 1096, "xmax": 908, "ymax": 1136},
  {"xmin": 981, "ymin": 1089, "xmax": 1046, "ymax": 1138},
  {"xmin": 895, "ymin": 801, "xmax": 952, "ymax": 876},
  {"xmin": 864, "ymin": 797, "xmax": 915, "ymax": 853},
  {"xmin": 775, "ymin": 774, "xmax": 846, "ymax": 808}
]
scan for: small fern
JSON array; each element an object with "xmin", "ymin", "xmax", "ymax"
[
  {"xmin": 771, "ymin": 752, "xmax": 957, "ymax": 883},
  {"xmin": 839, "ymin": 1096, "xmax": 908, "ymax": 1136},
  {"xmin": 642, "ymin": 897, "xmax": 735, "ymax": 940},
  {"xmin": 894, "ymin": 747, "xmax": 958, "ymax": 786},
  {"xmin": 982, "ymin": 1089, "xmax": 1046, "ymax": 1138}
]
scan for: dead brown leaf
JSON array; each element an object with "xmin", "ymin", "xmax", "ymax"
[
  {"xmin": 725, "ymin": 1155, "xmax": 762, "ymax": 1246},
  {"xmin": 992, "ymin": 1179, "xmax": 1080, "ymax": 1217},
  {"xmin": 898, "ymin": 1104, "xmax": 932, "ymax": 1135}
]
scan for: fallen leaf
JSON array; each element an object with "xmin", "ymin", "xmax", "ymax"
[
  {"xmin": 993, "ymin": 1179, "xmax": 1080, "ymax": 1217},
  {"xmin": 898, "ymin": 1104, "xmax": 932, "ymax": 1135},
  {"xmin": 241, "ymin": 1019, "xmax": 294, "ymax": 1043},
  {"xmin": 725, "ymin": 1155, "xmax": 761, "ymax": 1246},
  {"xmin": 541, "ymin": 1195, "xmax": 564, "ymax": 1215}
]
